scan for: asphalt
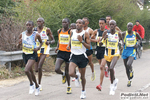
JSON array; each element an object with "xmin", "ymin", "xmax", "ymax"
[{"xmin": 0, "ymin": 49, "xmax": 150, "ymax": 100}]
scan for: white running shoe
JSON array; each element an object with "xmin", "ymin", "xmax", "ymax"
[
  {"xmin": 113, "ymin": 78, "xmax": 119, "ymax": 91},
  {"xmin": 80, "ymin": 91, "xmax": 86, "ymax": 99},
  {"xmin": 39, "ymin": 84, "xmax": 42, "ymax": 91},
  {"xmin": 35, "ymin": 87, "xmax": 40, "ymax": 96},
  {"xmin": 75, "ymin": 72, "xmax": 80, "ymax": 87},
  {"xmin": 29, "ymin": 84, "xmax": 35, "ymax": 94},
  {"xmin": 109, "ymin": 84, "xmax": 115, "ymax": 95}
]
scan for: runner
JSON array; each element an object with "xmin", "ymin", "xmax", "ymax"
[
  {"xmin": 67, "ymin": 19, "xmax": 90, "ymax": 99},
  {"xmin": 122, "ymin": 22, "xmax": 142, "ymax": 87},
  {"xmin": 70, "ymin": 23, "xmax": 77, "ymax": 82},
  {"xmin": 91, "ymin": 18, "xmax": 107, "ymax": 91},
  {"xmin": 105, "ymin": 15, "xmax": 121, "ymax": 32},
  {"xmin": 70, "ymin": 23, "xmax": 76, "ymax": 30},
  {"xmin": 101, "ymin": 20, "xmax": 122, "ymax": 95},
  {"xmin": 82, "ymin": 17, "xmax": 95, "ymax": 81},
  {"xmin": 17, "ymin": 21, "xmax": 42, "ymax": 95},
  {"xmin": 34, "ymin": 18, "xmax": 55, "ymax": 91},
  {"xmin": 55, "ymin": 18, "xmax": 71, "ymax": 94}
]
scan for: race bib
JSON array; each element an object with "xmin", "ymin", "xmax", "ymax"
[
  {"xmin": 59, "ymin": 34, "xmax": 70, "ymax": 44},
  {"xmin": 126, "ymin": 38, "xmax": 136, "ymax": 47},
  {"xmin": 71, "ymin": 39, "xmax": 82, "ymax": 49},
  {"xmin": 22, "ymin": 43, "xmax": 34, "ymax": 54},
  {"xmin": 107, "ymin": 35, "xmax": 118, "ymax": 49}
]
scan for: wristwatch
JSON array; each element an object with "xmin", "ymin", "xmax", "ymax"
[{"xmin": 81, "ymin": 40, "xmax": 85, "ymax": 43}]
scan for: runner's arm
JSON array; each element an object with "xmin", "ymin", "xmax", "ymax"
[
  {"xmin": 33, "ymin": 34, "xmax": 43, "ymax": 52},
  {"xmin": 46, "ymin": 28, "xmax": 55, "ymax": 44},
  {"xmin": 91, "ymin": 29, "xmax": 98, "ymax": 43},
  {"xmin": 66, "ymin": 30, "xmax": 72, "ymax": 50},
  {"xmin": 82, "ymin": 32, "xmax": 90, "ymax": 49},
  {"xmin": 116, "ymin": 26, "xmax": 121, "ymax": 32},
  {"xmin": 55, "ymin": 29, "xmax": 60, "ymax": 53}
]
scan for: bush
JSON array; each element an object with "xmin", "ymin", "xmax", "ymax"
[{"xmin": 0, "ymin": 14, "xmax": 25, "ymax": 51}]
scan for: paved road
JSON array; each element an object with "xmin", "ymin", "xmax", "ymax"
[{"xmin": 0, "ymin": 50, "xmax": 150, "ymax": 100}]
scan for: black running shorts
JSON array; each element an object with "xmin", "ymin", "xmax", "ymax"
[
  {"xmin": 57, "ymin": 50, "xmax": 71, "ymax": 62},
  {"xmin": 70, "ymin": 54, "xmax": 89, "ymax": 68},
  {"xmin": 86, "ymin": 49, "xmax": 93, "ymax": 56},
  {"xmin": 22, "ymin": 52, "xmax": 38, "ymax": 64},
  {"xmin": 95, "ymin": 47, "xmax": 105, "ymax": 60}
]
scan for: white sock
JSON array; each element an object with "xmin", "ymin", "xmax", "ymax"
[
  {"xmin": 63, "ymin": 72, "xmax": 65, "ymax": 76},
  {"xmin": 68, "ymin": 85, "xmax": 71, "ymax": 87}
]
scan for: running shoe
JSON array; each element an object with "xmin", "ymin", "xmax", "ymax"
[
  {"xmin": 66, "ymin": 87, "xmax": 72, "ymax": 94},
  {"xmin": 29, "ymin": 84, "xmax": 35, "ymax": 94},
  {"xmin": 109, "ymin": 84, "xmax": 115, "ymax": 95},
  {"xmin": 96, "ymin": 84, "xmax": 102, "ymax": 91},
  {"xmin": 127, "ymin": 80, "xmax": 131, "ymax": 87},
  {"xmin": 130, "ymin": 70, "xmax": 134, "ymax": 79},
  {"xmin": 80, "ymin": 91, "xmax": 86, "ymax": 99},
  {"xmin": 75, "ymin": 73, "xmax": 80, "ymax": 87},
  {"xmin": 113, "ymin": 78, "xmax": 119, "ymax": 91},
  {"xmin": 39, "ymin": 84, "xmax": 42, "ymax": 91},
  {"xmin": 35, "ymin": 87, "xmax": 40, "ymax": 96},
  {"xmin": 105, "ymin": 66, "xmax": 109, "ymax": 77},
  {"xmin": 91, "ymin": 71, "xmax": 96, "ymax": 81},
  {"xmin": 62, "ymin": 75, "xmax": 66, "ymax": 84}
]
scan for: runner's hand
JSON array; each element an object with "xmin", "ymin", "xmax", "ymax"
[
  {"xmin": 77, "ymin": 35, "xmax": 83, "ymax": 42},
  {"xmin": 104, "ymin": 34, "xmax": 108, "ymax": 40},
  {"xmin": 55, "ymin": 48, "xmax": 58, "ymax": 53},
  {"xmin": 33, "ymin": 47, "xmax": 40, "ymax": 52},
  {"xmin": 66, "ymin": 45, "xmax": 70, "ymax": 50},
  {"xmin": 46, "ymin": 41, "xmax": 50, "ymax": 45}
]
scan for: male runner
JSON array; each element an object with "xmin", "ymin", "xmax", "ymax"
[
  {"xmin": 82, "ymin": 17, "xmax": 95, "ymax": 81},
  {"xmin": 67, "ymin": 19, "xmax": 90, "ymax": 99},
  {"xmin": 122, "ymin": 22, "xmax": 142, "ymax": 87},
  {"xmin": 105, "ymin": 15, "xmax": 121, "ymax": 32},
  {"xmin": 101, "ymin": 20, "xmax": 122, "ymax": 95},
  {"xmin": 70, "ymin": 23, "xmax": 76, "ymax": 29},
  {"xmin": 34, "ymin": 18, "xmax": 55, "ymax": 91},
  {"xmin": 55, "ymin": 18, "xmax": 71, "ymax": 94},
  {"xmin": 91, "ymin": 18, "xmax": 107, "ymax": 91},
  {"xmin": 18, "ymin": 21, "xmax": 42, "ymax": 95}
]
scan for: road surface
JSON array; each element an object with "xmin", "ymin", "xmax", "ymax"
[{"xmin": 0, "ymin": 49, "xmax": 150, "ymax": 100}]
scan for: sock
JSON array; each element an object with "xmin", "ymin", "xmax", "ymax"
[
  {"xmin": 63, "ymin": 72, "xmax": 65, "ymax": 76},
  {"xmin": 68, "ymin": 85, "xmax": 71, "ymax": 87}
]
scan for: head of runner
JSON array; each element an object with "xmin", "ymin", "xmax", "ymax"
[
  {"xmin": 62, "ymin": 18, "xmax": 70, "ymax": 30},
  {"xmin": 127, "ymin": 22, "xmax": 133, "ymax": 33},
  {"xmin": 109, "ymin": 20, "xmax": 116, "ymax": 32},
  {"xmin": 37, "ymin": 18, "xmax": 44, "ymax": 28},
  {"xmin": 99, "ymin": 18, "xmax": 106, "ymax": 30},
  {"xmin": 26, "ymin": 21, "xmax": 34, "ymax": 33},
  {"xmin": 70, "ymin": 23, "xmax": 76, "ymax": 29},
  {"xmin": 82, "ymin": 17, "xmax": 89, "ymax": 28},
  {"xmin": 106, "ymin": 15, "xmax": 112, "ymax": 25},
  {"xmin": 76, "ymin": 19, "xmax": 84, "ymax": 32}
]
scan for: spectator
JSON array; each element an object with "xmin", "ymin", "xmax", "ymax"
[{"xmin": 132, "ymin": 20, "xmax": 145, "ymax": 50}]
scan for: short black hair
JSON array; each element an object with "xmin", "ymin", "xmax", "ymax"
[
  {"xmin": 99, "ymin": 18, "xmax": 106, "ymax": 23},
  {"xmin": 64, "ymin": 18, "xmax": 70, "ymax": 23},
  {"xmin": 106, "ymin": 15, "xmax": 112, "ymax": 19},
  {"xmin": 27, "ymin": 21, "xmax": 34, "ymax": 26},
  {"xmin": 83, "ymin": 17, "xmax": 89, "ymax": 22}
]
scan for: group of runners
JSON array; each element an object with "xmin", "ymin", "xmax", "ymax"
[{"xmin": 17, "ymin": 15, "xmax": 144, "ymax": 99}]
